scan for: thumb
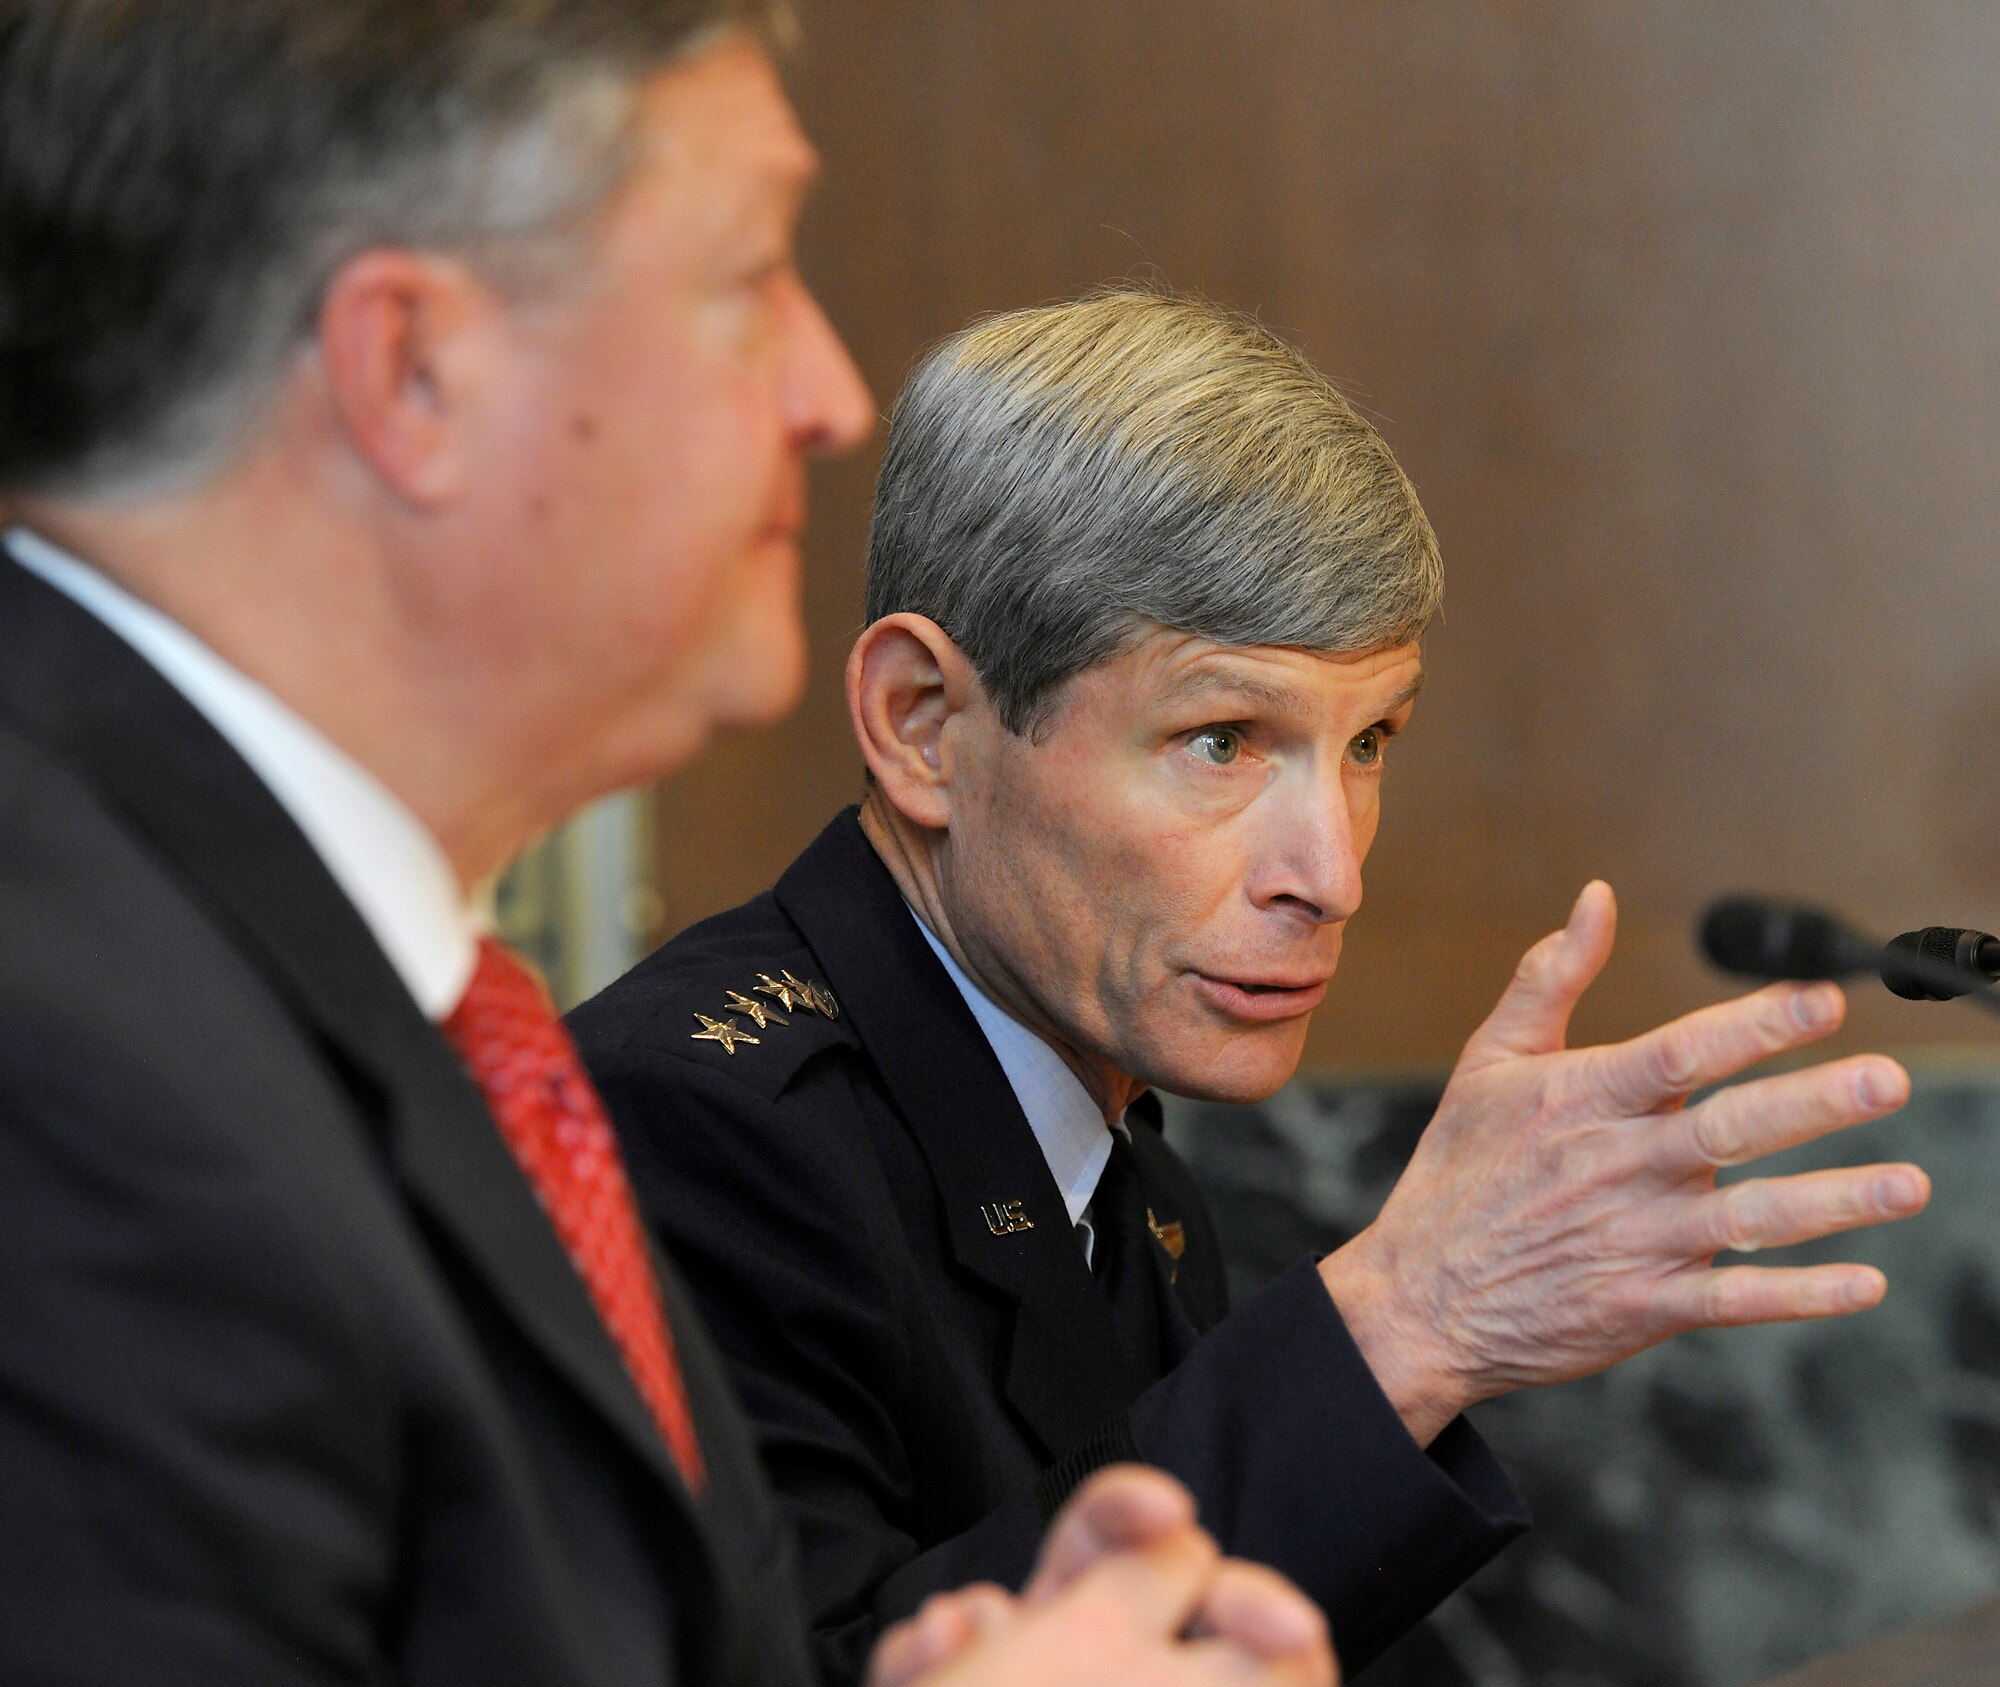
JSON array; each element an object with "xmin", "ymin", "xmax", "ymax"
[
  {"xmin": 1457, "ymin": 880, "xmax": 1616, "ymax": 1069},
  {"xmin": 865, "ymin": 1587, "xmax": 1016, "ymax": 1687},
  {"xmin": 1023, "ymin": 1466, "xmax": 1198, "ymax": 1605}
]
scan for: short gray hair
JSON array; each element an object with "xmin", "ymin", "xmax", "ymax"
[
  {"xmin": 0, "ymin": 0, "xmax": 793, "ymax": 499},
  {"xmin": 864, "ymin": 289, "xmax": 1443, "ymax": 736}
]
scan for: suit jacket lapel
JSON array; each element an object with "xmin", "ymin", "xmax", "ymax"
[
  {"xmin": 775, "ymin": 810, "xmax": 1150, "ymax": 1458},
  {"xmin": 0, "ymin": 557, "xmax": 698, "ymax": 1511}
]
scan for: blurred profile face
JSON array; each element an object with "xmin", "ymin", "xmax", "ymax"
[
  {"xmin": 936, "ymin": 632, "xmax": 1423, "ymax": 1105},
  {"xmin": 447, "ymin": 34, "xmax": 872, "ymax": 787}
]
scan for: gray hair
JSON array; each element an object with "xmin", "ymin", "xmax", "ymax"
[
  {"xmin": 0, "ymin": 0, "xmax": 792, "ymax": 499},
  {"xmin": 864, "ymin": 289, "xmax": 1443, "ymax": 737}
]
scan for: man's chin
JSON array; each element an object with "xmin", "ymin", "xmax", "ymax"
[
  {"xmin": 697, "ymin": 619, "xmax": 809, "ymax": 734},
  {"xmin": 1136, "ymin": 1022, "xmax": 1311, "ymax": 1107}
]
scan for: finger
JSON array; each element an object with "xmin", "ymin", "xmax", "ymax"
[
  {"xmin": 868, "ymin": 1588, "xmax": 1014, "ymax": 1687},
  {"xmin": 1670, "ymin": 1055, "xmax": 1910, "ymax": 1171},
  {"xmin": 1176, "ymin": 1631, "xmax": 1336, "ymax": 1687},
  {"xmin": 1655, "ymin": 1262, "xmax": 1889, "ymax": 1331},
  {"xmin": 1188, "ymin": 1560, "xmax": 1337, "ymax": 1687},
  {"xmin": 868, "ymin": 1588, "xmax": 1010, "ymax": 1687},
  {"xmin": 1581, "ymin": 979, "xmax": 1847, "ymax": 1117},
  {"xmin": 1024, "ymin": 1465, "xmax": 1198, "ymax": 1604},
  {"xmin": 1457, "ymin": 881, "xmax": 1616, "ymax": 1067},
  {"xmin": 1058, "ymin": 1523, "xmax": 1221, "ymax": 1644},
  {"xmin": 1672, "ymin": 1163, "xmax": 1931, "ymax": 1257}
]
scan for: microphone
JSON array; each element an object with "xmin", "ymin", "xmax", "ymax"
[
  {"xmin": 1696, "ymin": 896, "xmax": 1880, "ymax": 982},
  {"xmin": 1696, "ymin": 895, "xmax": 2000, "ymax": 1016},
  {"xmin": 1881, "ymin": 926, "xmax": 2000, "ymax": 1001}
]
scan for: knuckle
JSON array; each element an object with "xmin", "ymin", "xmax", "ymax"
[
  {"xmin": 1650, "ymin": 1029, "xmax": 1702, "ymax": 1095},
  {"xmin": 1540, "ymin": 1058, "xmax": 1589, "ymax": 1119},
  {"xmin": 1698, "ymin": 1271, "xmax": 1740, "ymax": 1324},
  {"xmin": 1760, "ymin": 986, "xmax": 1808, "ymax": 1045},
  {"xmin": 1582, "ymin": 1281, "xmax": 1642, "ymax": 1350},
  {"xmin": 1711, "ymin": 1187, "xmax": 1758, "ymax": 1253},
  {"xmin": 1512, "ymin": 939, "xmax": 1557, "ymax": 995},
  {"xmin": 1702, "ymin": 1269, "xmax": 1763, "ymax": 1326},
  {"xmin": 1686, "ymin": 1100, "xmax": 1742, "ymax": 1168},
  {"xmin": 1834, "ymin": 1175, "xmax": 1874, "ymax": 1225}
]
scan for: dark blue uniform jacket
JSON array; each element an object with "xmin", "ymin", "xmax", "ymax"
[{"xmin": 572, "ymin": 809, "xmax": 1528, "ymax": 1683}]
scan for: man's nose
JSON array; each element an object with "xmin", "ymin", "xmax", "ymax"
[
  {"xmin": 785, "ymin": 279, "xmax": 875, "ymax": 457},
  {"xmin": 1251, "ymin": 797, "xmax": 1365, "ymax": 926}
]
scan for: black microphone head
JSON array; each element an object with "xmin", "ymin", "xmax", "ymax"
[
  {"xmin": 1697, "ymin": 896, "xmax": 1879, "ymax": 981},
  {"xmin": 1882, "ymin": 926, "xmax": 2000, "ymax": 1001}
]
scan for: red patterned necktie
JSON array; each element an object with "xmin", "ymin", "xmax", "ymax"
[{"xmin": 443, "ymin": 936, "xmax": 705, "ymax": 1492}]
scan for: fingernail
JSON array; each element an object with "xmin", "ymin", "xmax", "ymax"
[
  {"xmin": 1857, "ymin": 1063, "xmax": 1903, "ymax": 1109},
  {"xmin": 1845, "ymin": 1271, "xmax": 1885, "ymax": 1310},
  {"xmin": 1874, "ymin": 1171, "xmax": 1924, "ymax": 1212},
  {"xmin": 1791, "ymin": 984, "xmax": 1841, "ymax": 1031}
]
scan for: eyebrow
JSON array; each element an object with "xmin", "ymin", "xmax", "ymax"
[
  {"xmin": 1379, "ymin": 671, "xmax": 1426, "ymax": 716},
  {"xmin": 1155, "ymin": 663, "xmax": 1426, "ymax": 720}
]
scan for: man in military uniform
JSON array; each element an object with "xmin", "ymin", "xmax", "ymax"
[{"xmin": 571, "ymin": 289, "xmax": 1929, "ymax": 1683}]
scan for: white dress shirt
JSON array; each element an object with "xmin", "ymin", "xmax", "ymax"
[
  {"xmin": 911, "ymin": 910, "xmax": 1121, "ymax": 1264},
  {"xmin": 6, "ymin": 526, "xmax": 478, "ymax": 1021}
]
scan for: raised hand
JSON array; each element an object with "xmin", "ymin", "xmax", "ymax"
[
  {"xmin": 866, "ymin": 1466, "xmax": 1336, "ymax": 1687},
  {"xmin": 1320, "ymin": 881, "xmax": 1929, "ymax": 1448}
]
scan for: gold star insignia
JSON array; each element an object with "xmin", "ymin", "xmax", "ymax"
[
  {"xmin": 752, "ymin": 972, "xmax": 799, "ymax": 1012},
  {"xmin": 781, "ymin": 970, "xmax": 830, "ymax": 1017},
  {"xmin": 724, "ymin": 988, "xmax": 787, "ymax": 1029},
  {"xmin": 691, "ymin": 1012, "xmax": 759, "ymax": 1055}
]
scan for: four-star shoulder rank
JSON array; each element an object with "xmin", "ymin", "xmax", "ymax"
[{"xmin": 691, "ymin": 967, "xmax": 839, "ymax": 1054}]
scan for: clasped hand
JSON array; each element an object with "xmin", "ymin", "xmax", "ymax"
[
  {"xmin": 869, "ymin": 1467, "xmax": 1336, "ymax": 1687},
  {"xmin": 1322, "ymin": 881, "xmax": 1930, "ymax": 1447}
]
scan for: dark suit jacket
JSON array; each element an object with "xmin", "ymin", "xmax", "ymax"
[
  {"xmin": 0, "ymin": 555, "xmax": 810, "ymax": 1687},
  {"xmin": 572, "ymin": 810, "xmax": 1529, "ymax": 1685}
]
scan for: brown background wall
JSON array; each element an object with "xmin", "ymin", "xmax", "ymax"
[{"xmin": 654, "ymin": 1, "xmax": 2000, "ymax": 1073}]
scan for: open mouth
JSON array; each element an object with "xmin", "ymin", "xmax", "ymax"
[{"xmin": 1191, "ymin": 972, "xmax": 1331, "ymax": 1022}]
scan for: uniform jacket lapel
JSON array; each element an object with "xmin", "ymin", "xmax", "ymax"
[
  {"xmin": 0, "ymin": 557, "xmax": 702, "ymax": 1518},
  {"xmin": 1123, "ymin": 1096, "xmax": 1223, "ymax": 1365},
  {"xmin": 774, "ymin": 810, "xmax": 1153, "ymax": 1459}
]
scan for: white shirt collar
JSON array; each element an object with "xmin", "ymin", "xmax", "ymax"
[
  {"xmin": 910, "ymin": 908, "xmax": 1116, "ymax": 1232},
  {"xmin": 6, "ymin": 526, "xmax": 478, "ymax": 1021}
]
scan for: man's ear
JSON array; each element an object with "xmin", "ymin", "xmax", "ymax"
[
  {"xmin": 846, "ymin": 613, "xmax": 982, "ymax": 831},
  {"xmin": 313, "ymin": 249, "xmax": 499, "ymax": 507}
]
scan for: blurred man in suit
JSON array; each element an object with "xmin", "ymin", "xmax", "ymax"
[
  {"xmin": 0, "ymin": 8, "xmax": 1337, "ymax": 1686},
  {"xmin": 573, "ymin": 288, "xmax": 1933, "ymax": 1681}
]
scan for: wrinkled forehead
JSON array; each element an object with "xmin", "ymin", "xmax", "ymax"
[{"xmin": 1036, "ymin": 628, "xmax": 1425, "ymax": 736}]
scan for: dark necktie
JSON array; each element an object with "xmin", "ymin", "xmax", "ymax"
[
  {"xmin": 443, "ymin": 937, "xmax": 706, "ymax": 1492},
  {"xmin": 1088, "ymin": 1132, "xmax": 1169, "ymax": 1380}
]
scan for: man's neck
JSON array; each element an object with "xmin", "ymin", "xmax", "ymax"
[
  {"xmin": 858, "ymin": 792, "xmax": 1149, "ymax": 1124},
  {"xmin": 12, "ymin": 489, "xmax": 547, "ymax": 893}
]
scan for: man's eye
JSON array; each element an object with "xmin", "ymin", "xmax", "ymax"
[
  {"xmin": 1188, "ymin": 728, "xmax": 1242, "ymax": 766},
  {"xmin": 1349, "ymin": 728, "xmax": 1384, "ymax": 767}
]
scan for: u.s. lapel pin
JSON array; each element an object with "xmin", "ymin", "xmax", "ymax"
[
  {"xmin": 981, "ymin": 1200, "xmax": 1034, "ymax": 1236},
  {"xmin": 1146, "ymin": 1207, "xmax": 1186, "ymax": 1283}
]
